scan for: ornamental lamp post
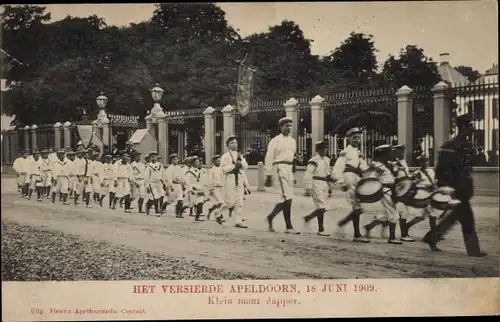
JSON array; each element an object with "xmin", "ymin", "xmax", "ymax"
[
  {"xmin": 149, "ymin": 83, "xmax": 165, "ymax": 123},
  {"xmin": 95, "ymin": 92, "xmax": 110, "ymax": 148}
]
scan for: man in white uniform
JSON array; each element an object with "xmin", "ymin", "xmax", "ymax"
[
  {"xmin": 332, "ymin": 127, "xmax": 370, "ymax": 243},
  {"xmin": 264, "ymin": 117, "xmax": 299, "ymax": 234},
  {"xmin": 217, "ymin": 137, "xmax": 248, "ymax": 228},
  {"xmin": 303, "ymin": 141, "xmax": 332, "ymax": 236}
]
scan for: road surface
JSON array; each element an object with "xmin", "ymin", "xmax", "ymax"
[{"xmin": 2, "ymin": 177, "xmax": 498, "ymax": 280}]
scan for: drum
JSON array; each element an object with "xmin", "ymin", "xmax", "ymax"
[
  {"xmin": 406, "ymin": 187, "xmax": 433, "ymax": 208},
  {"xmin": 355, "ymin": 177, "xmax": 384, "ymax": 203},
  {"xmin": 430, "ymin": 191, "xmax": 452, "ymax": 211},
  {"xmin": 393, "ymin": 177, "xmax": 417, "ymax": 203}
]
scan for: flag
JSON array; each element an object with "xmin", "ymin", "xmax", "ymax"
[
  {"xmin": 236, "ymin": 63, "xmax": 254, "ymax": 117},
  {"xmin": 76, "ymin": 125, "xmax": 94, "ymax": 148}
]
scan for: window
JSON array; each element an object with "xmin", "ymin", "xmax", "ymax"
[{"xmin": 467, "ymin": 99, "xmax": 485, "ymax": 120}]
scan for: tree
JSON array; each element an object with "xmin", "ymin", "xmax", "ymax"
[
  {"xmin": 247, "ymin": 20, "xmax": 320, "ymax": 100},
  {"xmin": 319, "ymin": 32, "xmax": 379, "ymax": 93},
  {"xmin": 382, "ymin": 45, "xmax": 442, "ymax": 140},
  {"xmin": 382, "ymin": 45, "xmax": 441, "ymax": 88},
  {"xmin": 1, "ymin": 5, "xmax": 51, "ymax": 83},
  {"xmin": 151, "ymin": 3, "xmax": 239, "ymax": 43},
  {"xmin": 456, "ymin": 65, "xmax": 481, "ymax": 83}
]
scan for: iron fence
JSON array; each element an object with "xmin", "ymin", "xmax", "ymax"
[{"xmin": 449, "ymin": 80, "xmax": 499, "ymax": 167}]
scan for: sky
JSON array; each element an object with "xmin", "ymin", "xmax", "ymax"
[{"xmin": 33, "ymin": 1, "xmax": 500, "ymax": 73}]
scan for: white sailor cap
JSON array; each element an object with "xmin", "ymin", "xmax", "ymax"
[
  {"xmin": 278, "ymin": 117, "xmax": 293, "ymax": 127},
  {"xmin": 346, "ymin": 127, "xmax": 362, "ymax": 137},
  {"xmin": 314, "ymin": 141, "xmax": 328, "ymax": 151},
  {"xmin": 225, "ymin": 135, "xmax": 238, "ymax": 146}
]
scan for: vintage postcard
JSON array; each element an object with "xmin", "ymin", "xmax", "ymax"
[{"xmin": 1, "ymin": 1, "xmax": 499, "ymax": 320}]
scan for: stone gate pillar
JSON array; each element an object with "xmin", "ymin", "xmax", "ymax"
[
  {"xmin": 54, "ymin": 122, "xmax": 62, "ymax": 151},
  {"xmin": 310, "ymin": 95, "xmax": 325, "ymax": 145},
  {"xmin": 63, "ymin": 121, "xmax": 71, "ymax": 148},
  {"xmin": 31, "ymin": 124, "xmax": 38, "ymax": 150},
  {"xmin": 432, "ymin": 81, "xmax": 452, "ymax": 166},
  {"xmin": 284, "ymin": 98, "xmax": 299, "ymax": 139},
  {"xmin": 203, "ymin": 106, "xmax": 215, "ymax": 163},
  {"xmin": 396, "ymin": 85, "xmax": 414, "ymax": 164},
  {"xmin": 24, "ymin": 125, "xmax": 30, "ymax": 150},
  {"xmin": 222, "ymin": 104, "xmax": 235, "ymax": 152}
]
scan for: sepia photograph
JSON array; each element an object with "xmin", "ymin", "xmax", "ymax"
[{"xmin": 1, "ymin": 1, "xmax": 499, "ymax": 319}]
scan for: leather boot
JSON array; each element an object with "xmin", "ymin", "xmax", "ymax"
[{"xmin": 463, "ymin": 231, "xmax": 487, "ymax": 257}]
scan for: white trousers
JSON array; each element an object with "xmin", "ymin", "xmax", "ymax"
[
  {"xmin": 100, "ymin": 178, "xmax": 116, "ymax": 195},
  {"xmin": 115, "ymin": 178, "xmax": 131, "ymax": 198},
  {"xmin": 52, "ymin": 176, "xmax": 69, "ymax": 194},
  {"xmin": 311, "ymin": 180, "xmax": 329, "ymax": 209},
  {"xmin": 223, "ymin": 174, "xmax": 245, "ymax": 224},
  {"xmin": 274, "ymin": 164, "xmax": 294, "ymax": 201}
]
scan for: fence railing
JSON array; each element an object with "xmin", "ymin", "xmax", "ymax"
[{"xmin": 2, "ymin": 81, "xmax": 498, "ymax": 168}]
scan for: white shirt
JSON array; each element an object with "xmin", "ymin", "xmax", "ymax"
[
  {"xmin": 264, "ymin": 134, "xmax": 296, "ymax": 175},
  {"xmin": 165, "ymin": 164, "xmax": 185, "ymax": 185},
  {"xmin": 207, "ymin": 165, "xmax": 224, "ymax": 188},
  {"xmin": 39, "ymin": 157, "xmax": 52, "ymax": 173},
  {"xmin": 304, "ymin": 154, "xmax": 332, "ymax": 189},
  {"xmin": 28, "ymin": 158, "xmax": 42, "ymax": 176},
  {"xmin": 332, "ymin": 145, "xmax": 368, "ymax": 184},
  {"xmin": 52, "ymin": 159, "xmax": 70, "ymax": 177},
  {"xmin": 92, "ymin": 160, "xmax": 103, "ymax": 177},
  {"xmin": 131, "ymin": 161, "xmax": 147, "ymax": 181},
  {"xmin": 13, "ymin": 157, "xmax": 30, "ymax": 174},
  {"xmin": 146, "ymin": 162, "xmax": 164, "ymax": 183},
  {"xmin": 221, "ymin": 150, "xmax": 249, "ymax": 175},
  {"xmin": 369, "ymin": 161, "xmax": 394, "ymax": 185},
  {"xmin": 115, "ymin": 162, "xmax": 133, "ymax": 180},
  {"xmin": 185, "ymin": 167, "xmax": 203, "ymax": 191},
  {"xmin": 100, "ymin": 162, "xmax": 117, "ymax": 180}
]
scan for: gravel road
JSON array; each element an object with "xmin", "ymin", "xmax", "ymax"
[{"xmin": 2, "ymin": 177, "xmax": 498, "ymax": 280}]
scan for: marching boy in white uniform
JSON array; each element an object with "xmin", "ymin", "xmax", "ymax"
[
  {"xmin": 65, "ymin": 151, "xmax": 77, "ymax": 201},
  {"xmin": 164, "ymin": 153, "xmax": 186, "ymax": 218},
  {"xmin": 185, "ymin": 156, "xmax": 206, "ymax": 222},
  {"xmin": 405, "ymin": 154, "xmax": 442, "ymax": 239},
  {"xmin": 264, "ymin": 117, "xmax": 299, "ymax": 234},
  {"xmin": 114, "ymin": 152, "xmax": 134, "ymax": 213},
  {"xmin": 206, "ymin": 155, "xmax": 225, "ymax": 220},
  {"xmin": 363, "ymin": 145, "xmax": 403, "ymax": 245},
  {"xmin": 91, "ymin": 151, "xmax": 103, "ymax": 206},
  {"xmin": 332, "ymin": 127, "xmax": 370, "ymax": 243},
  {"xmin": 77, "ymin": 150, "xmax": 94, "ymax": 208},
  {"xmin": 51, "ymin": 150, "xmax": 71, "ymax": 205},
  {"xmin": 27, "ymin": 150, "xmax": 43, "ymax": 201},
  {"xmin": 13, "ymin": 150, "xmax": 31, "ymax": 198},
  {"xmin": 145, "ymin": 151, "xmax": 165, "ymax": 216},
  {"xmin": 303, "ymin": 141, "xmax": 332, "ymax": 236},
  {"xmin": 216, "ymin": 136, "xmax": 248, "ymax": 228},
  {"xmin": 99, "ymin": 154, "xmax": 117, "ymax": 208},
  {"xmin": 131, "ymin": 151, "xmax": 147, "ymax": 213},
  {"xmin": 389, "ymin": 144, "xmax": 415, "ymax": 242},
  {"xmin": 40, "ymin": 149, "xmax": 53, "ymax": 198}
]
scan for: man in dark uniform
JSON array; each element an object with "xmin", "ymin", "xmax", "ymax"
[{"xmin": 422, "ymin": 114, "xmax": 487, "ymax": 257}]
